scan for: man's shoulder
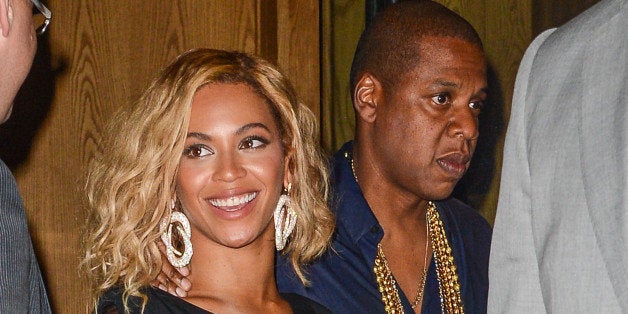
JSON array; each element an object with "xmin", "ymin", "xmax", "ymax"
[
  {"xmin": 0, "ymin": 158, "xmax": 27, "ymax": 219},
  {"xmin": 558, "ymin": 0, "xmax": 621, "ymax": 35},
  {"xmin": 537, "ymin": 0, "xmax": 622, "ymax": 57},
  {"xmin": 0, "ymin": 158, "xmax": 18, "ymax": 192},
  {"xmin": 0, "ymin": 158, "xmax": 15, "ymax": 187}
]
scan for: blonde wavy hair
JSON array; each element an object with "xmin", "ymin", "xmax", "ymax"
[{"xmin": 83, "ymin": 49, "xmax": 334, "ymax": 312}]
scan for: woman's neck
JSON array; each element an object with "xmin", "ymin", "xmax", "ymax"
[{"xmin": 182, "ymin": 229, "xmax": 290, "ymax": 312}]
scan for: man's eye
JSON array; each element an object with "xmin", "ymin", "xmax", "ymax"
[
  {"xmin": 183, "ymin": 145, "xmax": 212, "ymax": 157},
  {"xmin": 432, "ymin": 94, "xmax": 449, "ymax": 105},
  {"xmin": 240, "ymin": 136, "xmax": 268, "ymax": 149},
  {"xmin": 469, "ymin": 100, "xmax": 484, "ymax": 111}
]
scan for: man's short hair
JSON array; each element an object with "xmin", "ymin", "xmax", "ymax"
[{"xmin": 349, "ymin": 0, "xmax": 483, "ymax": 97}]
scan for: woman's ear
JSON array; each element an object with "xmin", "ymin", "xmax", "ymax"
[
  {"xmin": 282, "ymin": 150, "xmax": 294, "ymax": 192},
  {"xmin": 0, "ymin": 0, "xmax": 13, "ymax": 38},
  {"xmin": 353, "ymin": 72, "xmax": 384, "ymax": 123}
]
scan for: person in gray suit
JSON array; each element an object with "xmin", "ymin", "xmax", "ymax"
[
  {"xmin": 0, "ymin": 0, "xmax": 52, "ymax": 311},
  {"xmin": 488, "ymin": 0, "xmax": 626, "ymax": 312}
]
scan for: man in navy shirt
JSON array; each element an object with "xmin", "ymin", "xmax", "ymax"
[
  {"xmin": 276, "ymin": 3, "xmax": 491, "ymax": 312},
  {"xmin": 161, "ymin": 1, "xmax": 491, "ymax": 313}
]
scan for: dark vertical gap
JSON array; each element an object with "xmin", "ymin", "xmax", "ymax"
[{"xmin": 257, "ymin": 0, "xmax": 278, "ymax": 65}]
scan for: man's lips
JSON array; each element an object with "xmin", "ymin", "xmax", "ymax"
[
  {"xmin": 207, "ymin": 192, "xmax": 257, "ymax": 212},
  {"xmin": 436, "ymin": 153, "xmax": 470, "ymax": 178}
]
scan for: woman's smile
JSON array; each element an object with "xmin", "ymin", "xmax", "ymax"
[{"xmin": 207, "ymin": 192, "xmax": 257, "ymax": 211}]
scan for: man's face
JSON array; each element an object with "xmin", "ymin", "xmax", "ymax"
[
  {"xmin": 0, "ymin": 0, "xmax": 37, "ymax": 123},
  {"xmin": 371, "ymin": 36, "xmax": 487, "ymax": 201}
]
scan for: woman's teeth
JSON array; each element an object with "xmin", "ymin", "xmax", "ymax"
[{"xmin": 209, "ymin": 192, "xmax": 257, "ymax": 207}]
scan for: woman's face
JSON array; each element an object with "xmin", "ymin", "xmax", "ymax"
[{"xmin": 176, "ymin": 83, "xmax": 288, "ymax": 250}]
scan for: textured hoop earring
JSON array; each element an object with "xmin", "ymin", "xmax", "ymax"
[
  {"xmin": 274, "ymin": 194, "xmax": 297, "ymax": 250},
  {"xmin": 160, "ymin": 204, "xmax": 193, "ymax": 268}
]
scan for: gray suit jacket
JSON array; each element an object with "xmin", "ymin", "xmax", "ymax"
[
  {"xmin": 0, "ymin": 159, "xmax": 51, "ymax": 313},
  {"xmin": 488, "ymin": 0, "xmax": 627, "ymax": 313}
]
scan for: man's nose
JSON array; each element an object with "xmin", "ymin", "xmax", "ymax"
[{"xmin": 448, "ymin": 106, "xmax": 479, "ymax": 141}]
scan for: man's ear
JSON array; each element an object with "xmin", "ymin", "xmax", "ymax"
[
  {"xmin": 353, "ymin": 72, "xmax": 383, "ymax": 123},
  {"xmin": 0, "ymin": 0, "xmax": 12, "ymax": 38}
]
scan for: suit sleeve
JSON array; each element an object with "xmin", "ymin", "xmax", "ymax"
[
  {"xmin": 0, "ymin": 162, "xmax": 51, "ymax": 313},
  {"xmin": 487, "ymin": 29, "xmax": 555, "ymax": 313}
]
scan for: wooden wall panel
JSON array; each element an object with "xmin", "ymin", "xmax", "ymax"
[
  {"xmin": 277, "ymin": 0, "xmax": 321, "ymax": 117},
  {"xmin": 3, "ymin": 1, "xmax": 319, "ymax": 312},
  {"xmin": 321, "ymin": 0, "xmax": 363, "ymax": 152}
]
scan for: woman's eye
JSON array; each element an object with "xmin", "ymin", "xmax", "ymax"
[
  {"xmin": 240, "ymin": 136, "xmax": 268, "ymax": 149},
  {"xmin": 183, "ymin": 145, "xmax": 212, "ymax": 158},
  {"xmin": 431, "ymin": 94, "xmax": 450, "ymax": 105},
  {"xmin": 469, "ymin": 100, "xmax": 484, "ymax": 111}
]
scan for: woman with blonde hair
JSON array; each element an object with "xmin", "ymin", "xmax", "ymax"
[{"xmin": 83, "ymin": 48, "xmax": 334, "ymax": 313}]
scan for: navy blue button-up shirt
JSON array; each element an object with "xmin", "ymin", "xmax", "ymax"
[{"xmin": 277, "ymin": 141, "xmax": 492, "ymax": 313}]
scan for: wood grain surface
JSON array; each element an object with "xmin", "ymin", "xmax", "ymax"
[{"xmin": 2, "ymin": 1, "xmax": 319, "ymax": 312}]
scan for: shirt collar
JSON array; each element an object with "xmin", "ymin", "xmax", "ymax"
[{"xmin": 330, "ymin": 141, "xmax": 383, "ymax": 246}]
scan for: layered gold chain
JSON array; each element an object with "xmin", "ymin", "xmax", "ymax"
[
  {"xmin": 374, "ymin": 243, "xmax": 404, "ymax": 313},
  {"xmin": 427, "ymin": 202, "xmax": 464, "ymax": 313},
  {"xmin": 373, "ymin": 202, "xmax": 464, "ymax": 313}
]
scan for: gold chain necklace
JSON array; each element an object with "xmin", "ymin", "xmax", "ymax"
[
  {"xmin": 374, "ymin": 213, "xmax": 429, "ymax": 312},
  {"xmin": 345, "ymin": 151, "xmax": 464, "ymax": 313},
  {"xmin": 427, "ymin": 203, "xmax": 464, "ymax": 313},
  {"xmin": 411, "ymin": 225, "xmax": 429, "ymax": 309}
]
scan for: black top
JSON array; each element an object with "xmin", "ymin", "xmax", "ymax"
[{"xmin": 98, "ymin": 286, "xmax": 330, "ymax": 314}]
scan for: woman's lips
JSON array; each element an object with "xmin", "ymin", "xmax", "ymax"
[{"xmin": 437, "ymin": 153, "xmax": 470, "ymax": 179}]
